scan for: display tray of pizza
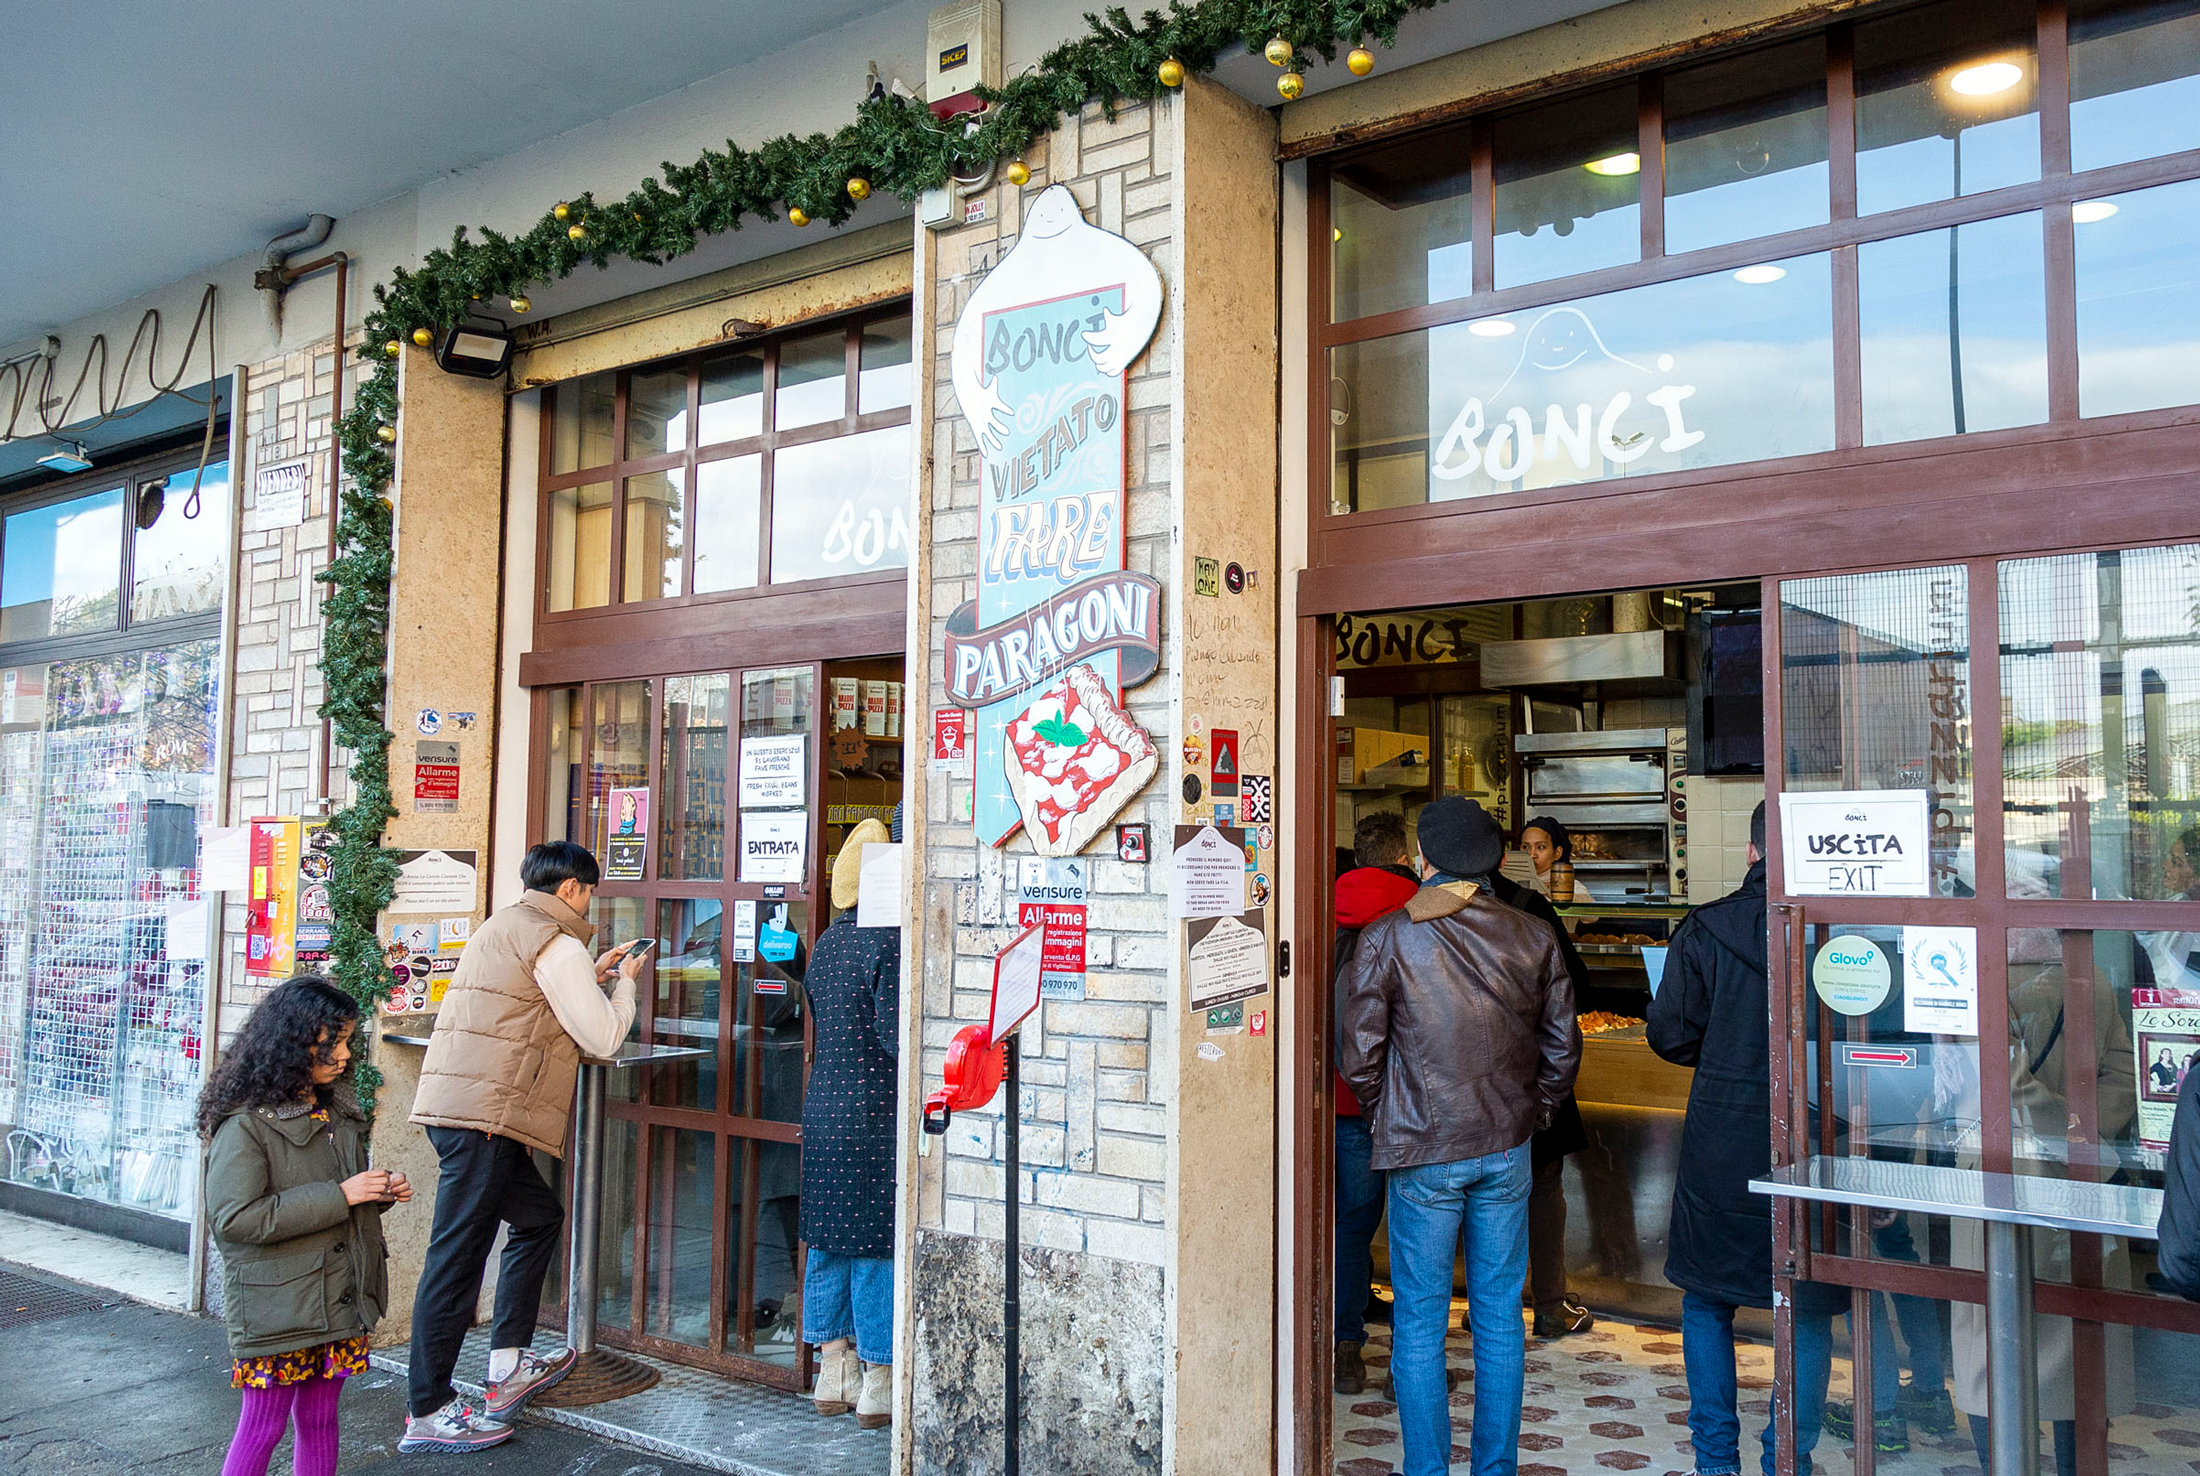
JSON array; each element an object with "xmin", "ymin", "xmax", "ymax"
[{"xmin": 1004, "ymin": 662, "xmax": 1159, "ymax": 857}]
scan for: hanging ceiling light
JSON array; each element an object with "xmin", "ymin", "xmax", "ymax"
[
  {"xmin": 1584, "ymin": 152, "xmax": 1641, "ymax": 177},
  {"xmin": 2072, "ymin": 199, "xmax": 2120, "ymax": 223},
  {"xmin": 1467, "ymin": 318, "xmax": 1517, "ymax": 337},
  {"xmin": 1733, "ymin": 263, "xmax": 1788, "ymax": 285},
  {"xmin": 1949, "ymin": 59, "xmax": 2024, "ymax": 95}
]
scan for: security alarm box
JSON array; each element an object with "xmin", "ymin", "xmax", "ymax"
[{"xmin": 926, "ymin": 0, "xmax": 1001, "ymax": 119}]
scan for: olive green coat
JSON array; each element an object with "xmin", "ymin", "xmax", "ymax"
[{"xmin": 205, "ymin": 1087, "xmax": 391, "ymax": 1359}]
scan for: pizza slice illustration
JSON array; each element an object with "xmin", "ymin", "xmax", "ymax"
[{"xmin": 1003, "ymin": 662, "xmax": 1158, "ymax": 857}]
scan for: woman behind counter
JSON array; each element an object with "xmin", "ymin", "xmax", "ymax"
[{"xmin": 1520, "ymin": 816, "xmax": 1602, "ymax": 902}]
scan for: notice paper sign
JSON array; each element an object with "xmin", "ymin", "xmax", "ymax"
[
  {"xmin": 1170, "ymin": 824, "xmax": 1247, "ymax": 919},
  {"xmin": 988, "ymin": 921, "xmax": 1046, "ymax": 1041},
  {"xmin": 1186, "ymin": 910, "xmax": 1269, "ymax": 1014},
  {"xmin": 1903, "ymin": 925, "xmax": 1978, "ymax": 1035},
  {"xmin": 390, "ymin": 849, "xmax": 479, "ymax": 913},
  {"xmin": 1779, "ymin": 789, "xmax": 1931, "ymax": 897},
  {"xmin": 201, "ymin": 824, "xmax": 252, "ymax": 891},
  {"xmin": 2134, "ymin": 986, "xmax": 2200, "ymax": 1147},
  {"xmin": 739, "ymin": 735, "xmax": 808, "ymax": 808},
  {"xmin": 732, "ymin": 899, "xmax": 758, "ymax": 962},
  {"xmin": 856, "ymin": 842, "xmax": 905, "ymax": 929},
  {"xmin": 740, "ymin": 811, "xmax": 808, "ymax": 883}
]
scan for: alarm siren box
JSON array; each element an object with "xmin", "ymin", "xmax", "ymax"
[{"xmin": 926, "ymin": 0, "xmax": 1001, "ymax": 119}]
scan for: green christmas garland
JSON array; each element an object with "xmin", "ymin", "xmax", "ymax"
[{"xmin": 319, "ymin": 0, "xmax": 1449, "ymax": 1095}]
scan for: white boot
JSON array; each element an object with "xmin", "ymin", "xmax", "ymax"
[
  {"xmin": 812, "ymin": 1341, "xmax": 857, "ymax": 1417},
  {"xmin": 855, "ymin": 1361, "xmax": 892, "ymax": 1429}
]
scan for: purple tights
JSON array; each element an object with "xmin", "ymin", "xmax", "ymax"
[{"xmin": 220, "ymin": 1374, "xmax": 344, "ymax": 1476}]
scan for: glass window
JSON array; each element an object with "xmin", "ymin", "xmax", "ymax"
[
  {"xmin": 130, "ymin": 462, "xmax": 229, "ymax": 624},
  {"xmin": 742, "ymin": 1137, "xmax": 801, "ymax": 1362},
  {"xmin": 550, "ymin": 371, "xmax": 616, "ymax": 474},
  {"xmin": 596, "ymin": 1118, "xmax": 638, "ymax": 1317},
  {"xmin": 741, "ymin": 666, "xmax": 814, "ymax": 738},
  {"xmin": 737, "ymin": 899, "xmax": 809, "ymax": 1125},
  {"xmin": 621, "ymin": 470, "xmax": 683, "ymax": 603},
  {"xmin": 654, "ymin": 898, "xmax": 724, "ymax": 1112},
  {"xmin": 660, "ymin": 674, "xmax": 729, "ymax": 881},
  {"xmin": 1329, "ymin": 130, "xmax": 1473, "ymax": 320},
  {"xmin": 2000, "ymin": 545, "xmax": 2200, "ymax": 902},
  {"xmin": 1857, "ymin": 212, "xmax": 2049, "ymax": 445},
  {"xmin": 768, "ymin": 425, "xmax": 911, "ymax": 583},
  {"xmin": 645, "ymin": 1126, "xmax": 717, "ymax": 1346},
  {"xmin": 1854, "ymin": 0, "xmax": 2040, "ymax": 217},
  {"xmin": 543, "ymin": 686, "xmax": 584, "ymax": 844},
  {"xmin": 858, "ymin": 318, "xmax": 913, "ymax": 414},
  {"xmin": 581, "ymin": 682, "xmax": 652, "ymax": 859},
  {"xmin": 775, "ymin": 331, "xmax": 847, "ymax": 431},
  {"xmin": 2069, "ymin": 0, "xmax": 2200, "ymax": 172},
  {"xmin": 2, "ymin": 488, "xmax": 123, "ymax": 643},
  {"xmin": 1780, "ymin": 566, "xmax": 1973, "ymax": 895},
  {"xmin": 1331, "ymin": 254, "xmax": 1833, "ymax": 509},
  {"xmin": 700, "ymin": 351, "xmax": 765, "ymax": 444},
  {"xmin": 545, "ymin": 481, "xmax": 612, "ymax": 612},
  {"xmin": 625, "ymin": 367, "xmax": 689, "ymax": 460},
  {"xmin": 693, "ymin": 456, "xmax": 761, "ymax": 594},
  {"xmin": 1494, "ymin": 87, "xmax": 1641, "ymax": 289},
  {"xmin": 2073, "ymin": 178, "xmax": 2200, "ymax": 418},
  {"xmin": 1663, "ymin": 38, "xmax": 1830, "ymax": 255}
]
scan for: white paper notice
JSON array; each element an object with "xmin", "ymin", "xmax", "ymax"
[
  {"xmin": 1186, "ymin": 911, "xmax": 1269, "ymax": 1014},
  {"xmin": 165, "ymin": 900, "xmax": 210, "ymax": 961},
  {"xmin": 1170, "ymin": 825, "xmax": 1246, "ymax": 919},
  {"xmin": 739, "ymin": 811, "xmax": 808, "ymax": 883},
  {"xmin": 1903, "ymin": 925, "xmax": 1979, "ymax": 1035},
  {"xmin": 390, "ymin": 849, "xmax": 480, "ymax": 913},
  {"xmin": 253, "ymin": 461, "xmax": 308, "ymax": 529},
  {"xmin": 738, "ymin": 734, "xmax": 808, "ymax": 808},
  {"xmin": 1778, "ymin": 789, "xmax": 1931, "ymax": 898},
  {"xmin": 856, "ymin": 843, "xmax": 905, "ymax": 929},
  {"xmin": 732, "ymin": 899, "xmax": 758, "ymax": 962},
  {"xmin": 200, "ymin": 825, "xmax": 252, "ymax": 891},
  {"xmin": 988, "ymin": 922, "xmax": 1046, "ymax": 1041}
]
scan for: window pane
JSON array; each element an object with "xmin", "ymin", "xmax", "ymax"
[
  {"xmin": 740, "ymin": 1138, "xmax": 802, "ymax": 1363},
  {"xmin": 582, "ymin": 681, "xmax": 652, "ymax": 859},
  {"xmin": 1779, "ymin": 567, "xmax": 1973, "ymax": 895},
  {"xmin": 768, "ymin": 425, "xmax": 911, "ymax": 583},
  {"xmin": 1330, "ymin": 254, "xmax": 1833, "ymax": 510},
  {"xmin": 621, "ymin": 470, "xmax": 684, "ymax": 603},
  {"xmin": 1858, "ymin": 213, "xmax": 2048, "ymax": 445},
  {"xmin": 545, "ymin": 481, "xmax": 612, "ymax": 611},
  {"xmin": 644, "ymin": 1126, "xmax": 716, "ymax": 1347},
  {"xmin": 2074, "ymin": 178, "xmax": 2200, "ymax": 418},
  {"xmin": 543, "ymin": 686, "xmax": 584, "ymax": 844},
  {"xmin": 654, "ymin": 897, "xmax": 724, "ymax": 1113},
  {"xmin": 1494, "ymin": 86, "xmax": 1641, "ymax": 290},
  {"xmin": 1663, "ymin": 37, "xmax": 1830, "ymax": 256},
  {"xmin": 660, "ymin": 674, "xmax": 729, "ymax": 881},
  {"xmin": 1854, "ymin": 0, "xmax": 2040, "ymax": 217},
  {"xmin": 694, "ymin": 456, "xmax": 761, "ymax": 593},
  {"xmin": 1329, "ymin": 129, "xmax": 1473, "ymax": 320},
  {"xmin": 737, "ymin": 900, "xmax": 809, "ymax": 1126},
  {"xmin": 741, "ymin": 667, "xmax": 813, "ymax": 739},
  {"xmin": 550, "ymin": 371, "xmax": 616, "ymax": 474},
  {"xmin": 130, "ymin": 461, "xmax": 230, "ymax": 623},
  {"xmin": 858, "ymin": 318, "xmax": 913, "ymax": 414},
  {"xmin": 2000, "ymin": 545, "xmax": 2200, "ymax": 902},
  {"xmin": 700, "ymin": 352, "xmax": 765, "ymax": 444},
  {"xmin": 2070, "ymin": 0, "xmax": 2200, "ymax": 172},
  {"xmin": 625, "ymin": 366, "xmax": 689, "ymax": 459},
  {"xmin": 1, "ymin": 489, "xmax": 122, "ymax": 643},
  {"xmin": 595, "ymin": 1117, "xmax": 637, "ymax": 1324},
  {"xmin": 776, "ymin": 332, "xmax": 847, "ymax": 430}
]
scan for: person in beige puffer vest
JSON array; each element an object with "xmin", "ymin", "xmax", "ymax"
[{"xmin": 400, "ymin": 841, "xmax": 645, "ymax": 1455}]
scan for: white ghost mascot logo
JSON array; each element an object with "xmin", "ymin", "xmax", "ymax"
[{"xmin": 950, "ymin": 185, "xmax": 1164, "ymax": 457}]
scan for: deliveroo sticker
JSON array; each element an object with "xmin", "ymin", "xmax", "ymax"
[
  {"xmin": 1813, "ymin": 935, "xmax": 1892, "ymax": 1016},
  {"xmin": 760, "ymin": 905, "xmax": 799, "ymax": 964}
]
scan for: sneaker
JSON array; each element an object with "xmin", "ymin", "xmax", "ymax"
[
  {"xmin": 484, "ymin": 1346, "xmax": 578, "ymax": 1422},
  {"xmin": 399, "ymin": 1399, "xmax": 516, "ymax": 1454},
  {"xmin": 1534, "ymin": 1299, "xmax": 1596, "ymax": 1338},
  {"xmin": 1822, "ymin": 1401, "xmax": 1909, "ymax": 1452},
  {"xmin": 1335, "ymin": 1341, "xmax": 1367, "ymax": 1396},
  {"xmin": 1898, "ymin": 1384, "xmax": 1956, "ymax": 1435}
]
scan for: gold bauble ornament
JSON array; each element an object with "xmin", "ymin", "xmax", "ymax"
[
  {"xmin": 411, "ymin": 327, "xmax": 434, "ymax": 347},
  {"xmin": 789, "ymin": 206, "xmax": 811, "ymax": 227},
  {"xmin": 553, "ymin": 202, "xmax": 571, "ymax": 222},
  {"xmin": 509, "ymin": 295, "xmax": 531, "ymax": 314},
  {"xmin": 567, "ymin": 223, "xmax": 587, "ymax": 241},
  {"xmin": 1348, "ymin": 47, "xmax": 1375, "ymax": 75},
  {"xmin": 1277, "ymin": 71, "xmax": 1305, "ymax": 99},
  {"xmin": 375, "ymin": 424, "xmax": 397, "ymax": 444},
  {"xmin": 383, "ymin": 339, "xmax": 402, "ymax": 358},
  {"xmin": 1157, "ymin": 57, "xmax": 1186, "ymax": 87},
  {"xmin": 847, "ymin": 177, "xmax": 871, "ymax": 201},
  {"xmin": 1005, "ymin": 160, "xmax": 1031, "ymax": 187},
  {"xmin": 1264, "ymin": 35, "xmax": 1293, "ymax": 66}
]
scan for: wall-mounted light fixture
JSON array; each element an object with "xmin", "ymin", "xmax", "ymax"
[
  {"xmin": 434, "ymin": 323, "xmax": 516, "ymax": 379},
  {"xmin": 35, "ymin": 441, "xmax": 92, "ymax": 473}
]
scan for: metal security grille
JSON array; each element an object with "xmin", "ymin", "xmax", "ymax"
[{"xmin": 0, "ymin": 1267, "xmax": 108, "ymax": 1330}]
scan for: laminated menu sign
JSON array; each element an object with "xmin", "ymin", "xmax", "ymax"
[
  {"xmin": 2134, "ymin": 986, "xmax": 2200, "ymax": 1149},
  {"xmin": 1186, "ymin": 911, "xmax": 1269, "ymax": 1014},
  {"xmin": 739, "ymin": 734, "xmax": 807, "ymax": 808},
  {"xmin": 739, "ymin": 811, "xmax": 807, "ymax": 883},
  {"xmin": 1778, "ymin": 790, "xmax": 1931, "ymax": 897}
]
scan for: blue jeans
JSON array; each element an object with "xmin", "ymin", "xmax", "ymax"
[
  {"xmin": 802, "ymin": 1248, "xmax": 894, "ymax": 1365},
  {"xmin": 1680, "ymin": 1291, "xmax": 1833, "ymax": 1476},
  {"xmin": 1335, "ymin": 1116, "xmax": 1386, "ymax": 1345},
  {"xmin": 1388, "ymin": 1144, "xmax": 1532, "ymax": 1476}
]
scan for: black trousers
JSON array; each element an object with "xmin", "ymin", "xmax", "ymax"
[
  {"xmin": 408, "ymin": 1127, "xmax": 564, "ymax": 1417},
  {"xmin": 1528, "ymin": 1155, "xmax": 1570, "ymax": 1311}
]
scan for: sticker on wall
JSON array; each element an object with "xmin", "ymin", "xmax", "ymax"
[
  {"xmin": 1182, "ymin": 733, "xmax": 1204, "ymax": 767},
  {"xmin": 2134, "ymin": 985, "xmax": 2200, "ymax": 1148},
  {"xmin": 1117, "ymin": 823, "xmax": 1150, "ymax": 864},
  {"xmin": 1241, "ymin": 774, "xmax": 1273, "ymax": 825},
  {"xmin": 1250, "ymin": 1009, "xmax": 1268, "ymax": 1037},
  {"xmin": 1813, "ymin": 934, "xmax": 1893, "ymax": 1016},
  {"xmin": 415, "ymin": 707, "xmax": 442, "ymax": 736},
  {"xmin": 1251, "ymin": 872, "xmax": 1272, "ymax": 909},
  {"xmin": 1903, "ymin": 926, "xmax": 1978, "ymax": 1036},
  {"xmin": 1182, "ymin": 772, "xmax": 1203, "ymax": 805},
  {"xmin": 1256, "ymin": 824, "xmax": 1274, "ymax": 852},
  {"xmin": 1210, "ymin": 728, "xmax": 1239, "ymax": 796},
  {"xmin": 1194, "ymin": 557, "xmax": 1221, "ymax": 597},
  {"xmin": 732, "ymin": 899, "xmax": 758, "ymax": 962},
  {"xmin": 947, "ymin": 183, "xmax": 1165, "ymax": 853},
  {"xmin": 1197, "ymin": 1041, "xmax": 1225, "ymax": 1063},
  {"xmin": 932, "ymin": 707, "xmax": 972, "ymax": 773},
  {"xmin": 1189, "ymin": 713, "xmax": 1204, "ymax": 736},
  {"xmin": 1223, "ymin": 562, "xmax": 1244, "ymax": 594},
  {"xmin": 414, "ymin": 741, "xmax": 460, "ymax": 814},
  {"xmin": 1212, "ymin": 802, "xmax": 1236, "ymax": 828},
  {"xmin": 1205, "ymin": 1000, "xmax": 1245, "ymax": 1035},
  {"xmin": 448, "ymin": 711, "xmax": 478, "ymax": 731},
  {"xmin": 293, "ymin": 819, "xmax": 335, "ymax": 971}
]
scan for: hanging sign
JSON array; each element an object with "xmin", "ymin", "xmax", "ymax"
[
  {"xmin": 246, "ymin": 817, "xmax": 301, "ymax": 977},
  {"xmin": 739, "ymin": 734, "xmax": 808, "ymax": 808},
  {"xmin": 948, "ymin": 184, "xmax": 1165, "ymax": 853},
  {"xmin": 1779, "ymin": 790, "xmax": 1931, "ymax": 897},
  {"xmin": 740, "ymin": 811, "xmax": 808, "ymax": 884}
]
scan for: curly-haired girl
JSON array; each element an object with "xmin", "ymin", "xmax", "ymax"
[{"xmin": 200, "ymin": 975, "xmax": 411, "ymax": 1476}]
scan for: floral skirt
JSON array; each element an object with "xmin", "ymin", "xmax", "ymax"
[{"xmin": 232, "ymin": 1336, "xmax": 370, "ymax": 1389}]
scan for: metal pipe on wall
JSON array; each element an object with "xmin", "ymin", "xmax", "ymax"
[{"xmin": 319, "ymin": 255, "xmax": 348, "ymax": 806}]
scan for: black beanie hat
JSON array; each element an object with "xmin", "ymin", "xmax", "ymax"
[
  {"xmin": 1417, "ymin": 797, "xmax": 1505, "ymax": 879},
  {"xmin": 1522, "ymin": 815, "xmax": 1573, "ymax": 862}
]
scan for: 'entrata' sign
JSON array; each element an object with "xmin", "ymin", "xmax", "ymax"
[{"xmin": 948, "ymin": 185, "xmax": 1164, "ymax": 851}]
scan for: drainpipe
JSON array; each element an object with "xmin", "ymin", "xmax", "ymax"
[{"xmin": 253, "ymin": 215, "xmax": 336, "ymax": 343}]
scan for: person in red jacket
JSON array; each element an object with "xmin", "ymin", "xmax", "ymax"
[{"xmin": 1332, "ymin": 812, "xmax": 1422, "ymax": 1394}]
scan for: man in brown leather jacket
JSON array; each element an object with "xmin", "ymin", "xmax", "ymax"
[{"xmin": 1341, "ymin": 797, "xmax": 1580, "ymax": 1476}]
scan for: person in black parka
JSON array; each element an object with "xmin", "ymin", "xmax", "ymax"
[
  {"xmin": 800, "ymin": 817, "xmax": 901, "ymax": 1430},
  {"xmin": 1648, "ymin": 802, "xmax": 1844, "ymax": 1476}
]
